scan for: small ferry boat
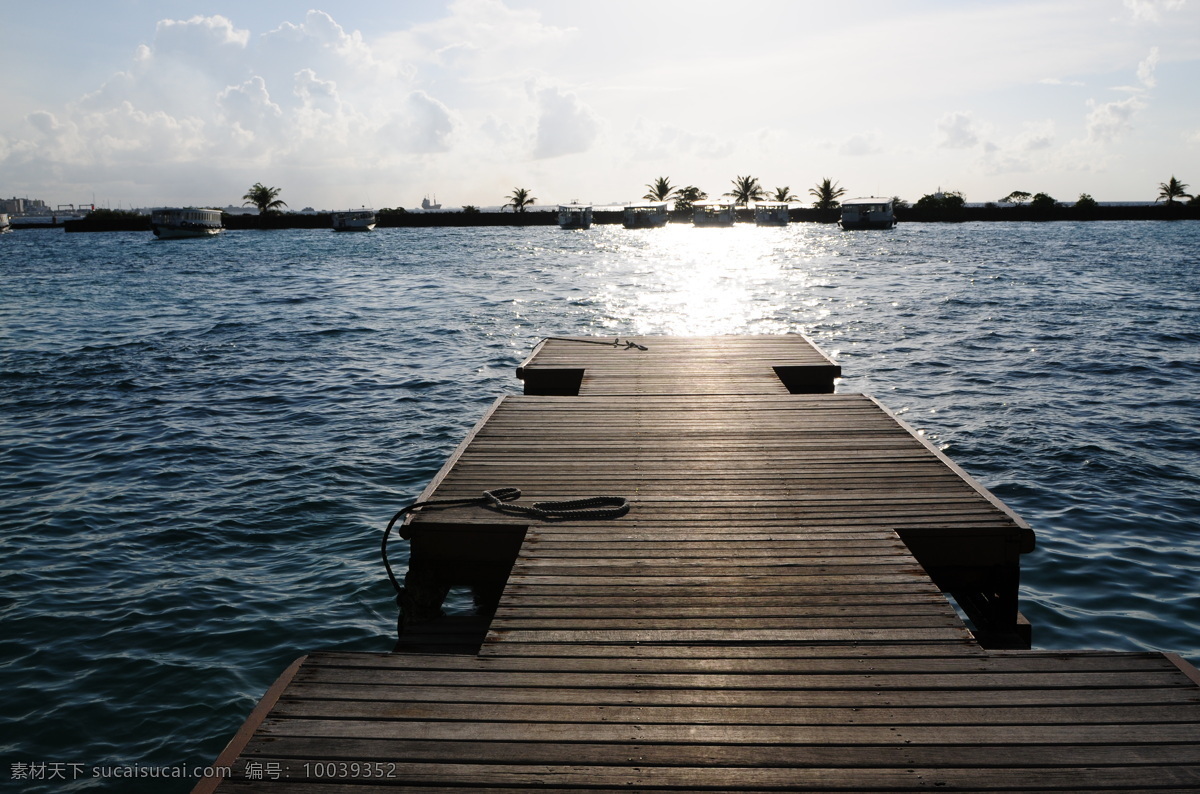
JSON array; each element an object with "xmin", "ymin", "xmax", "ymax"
[
  {"xmin": 623, "ymin": 201, "xmax": 669, "ymax": 229},
  {"xmin": 839, "ymin": 197, "xmax": 896, "ymax": 230},
  {"xmin": 692, "ymin": 200, "xmax": 736, "ymax": 227},
  {"xmin": 150, "ymin": 208, "xmax": 223, "ymax": 238},
  {"xmin": 753, "ymin": 201, "xmax": 789, "ymax": 226},
  {"xmin": 0, "ymin": 213, "xmax": 10, "ymax": 233},
  {"xmin": 332, "ymin": 209, "xmax": 376, "ymax": 231},
  {"xmin": 557, "ymin": 203, "xmax": 593, "ymax": 230}
]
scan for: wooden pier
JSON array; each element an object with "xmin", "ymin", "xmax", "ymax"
[{"xmin": 198, "ymin": 335, "xmax": 1200, "ymax": 792}]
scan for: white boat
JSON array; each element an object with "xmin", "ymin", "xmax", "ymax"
[
  {"xmin": 753, "ymin": 201, "xmax": 789, "ymax": 226},
  {"xmin": 0, "ymin": 213, "xmax": 10, "ymax": 233},
  {"xmin": 692, "ymin": 200, "xmax": 736, "ymax": 227},
  {"xmin": 839, "ymin": 197, "xmax": 896, "ymax": 230},
  {"xmin": 332, "ymin": 209, "xmax": 376, "ymax": 231},
  {"xmin": 150, "ymin": 208, "xmax": 223, "ymax": 238},
  {"xmin": 623, "ymin": 201, "xmax": 669, "ymax": 229},
  {"xmin": 557, "ymin": 203, "xmax": 593, "ymax": 230}
]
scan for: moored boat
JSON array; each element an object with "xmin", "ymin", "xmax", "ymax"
[
  {"xmin": 839, "ymin": 197, "xmax": 896, "ymax": 230},
  {"xmin": 332, "ymin": 209, "xmax": 376, "ymax": 231},
  {"xmin": 753, "ymin": 201, "xmax": 789, "ymax": 226},
  {"xmin": 557, "ymin": 202, "xmax": 593, "ymax": 230},
  {"xmin": 150, "ymin": 208, "xmax": 223, "ymax": 238},
  {"xmin": 623, "ymin": 201, "xmax": 669, "ymax": 229},
  {"xmin": 692, "ymin": 200, "xmax": 736, "ymax": 227}
]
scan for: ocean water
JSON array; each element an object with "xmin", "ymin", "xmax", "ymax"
[{"xmin": 1, "ymin": 221, "xmax": 1197, "ymax": 790}]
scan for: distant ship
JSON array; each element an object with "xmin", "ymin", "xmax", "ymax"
[
  {"xmin": 692, "ymin": 200, "xmax": 736, "ymax": 227},
  {"xmin": 421, "ymin": 195, "xmax": 442, "ymax": 210},
  {"xmin": 332, "ymin": 209, "xmax": 376, "ymax": 232},
  {"xmin": 557, "ymin": 202, "xmax": 593, "ymax": 230},
  {"xmin": 623, "ymin": 201, "xmax": 669, "ymax": 229},
  {"xmin": 151, "ymin": 208, "xmax": 223, "ymax": 239},
  {"xmin": 753, "ymin": 201, "xmax": 790, "ymax": 227},
  {"xmin": 839, "ymin": 197, "xmax": 896, "ymax": 230}
]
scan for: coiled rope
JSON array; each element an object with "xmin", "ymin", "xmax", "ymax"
[
  {"xmin": 381, "ymin": 487, "xmax": 629, "ymax": 594},
  {"xmin": 543, "ymin": 336, "xmax": 648, "ymax": 351}
]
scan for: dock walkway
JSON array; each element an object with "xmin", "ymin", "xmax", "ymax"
[{"xmin": 199, "ymin": 335, "xmax": 1200, "ymax": 792}]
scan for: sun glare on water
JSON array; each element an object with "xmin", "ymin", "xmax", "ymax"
[{"xmin": 589, "ymin": 224, "xmax": 825, "ymax": 336}]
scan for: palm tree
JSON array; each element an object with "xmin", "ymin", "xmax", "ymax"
[
  {"xmin": 673, "ymin": 186, "xmax": 707, "ymax": 213},
  {"xmin": 809, "ymin": 178, "xmax": 846, "ymax": 210},
  {"xmin": 643, "ymin": 177, "xmax": 676, "ymax": 202},
  {"xmin": 242, "ymin": 183, "xmax": 287, "ymax": 214},
  {"xmin": 1156, "ymin": 176, "xmax": 1191, "ymax": 204},
  {"xmin": 507, "ymin": 187, "xmax": 536, "ymax": 213},
  {"xmin": 726, "ymin": 175, "xmax": 765, "ymax": 206},
  {"xmin": 771, "ymin": 187, "xmax": 798, "ymax": 202}
]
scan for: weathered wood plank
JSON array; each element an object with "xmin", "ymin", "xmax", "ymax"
[
  {"xmin": 240, "ymin": 736, "xmax": 1200, "ymax": 767},
  {"xmin": 253, "ymin": 716, "xmax": 1200, "ymax": 746}
]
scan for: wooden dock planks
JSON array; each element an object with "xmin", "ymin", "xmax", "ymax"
[
  {"xmin": 406, "ymin": 392, "xmax": 1031, "ymax": 650},
  {"xmin": 516, "ymin": 335, "xmax": 842, "ymax": 396},
  {"xmin": 200, "ymin": 335, "xmax": 1200, "ymax": 792},
  {"xmin": 209, "ymin": 649, "xmax": 1200, "ymax": 791}
]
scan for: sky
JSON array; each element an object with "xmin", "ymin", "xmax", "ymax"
[{"xmin": 2, "ymin": 0, "xmax": 1198, "ymax": 210}]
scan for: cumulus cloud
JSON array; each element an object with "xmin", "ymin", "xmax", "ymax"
[
  {"xmin": 155, "ymin": 14, "xmax": 249, "ymax": 57},
  {"xmin": 380, "ymin": 91, "xmax": 456, "ymax": 154},
  {"xmin": 531, "ymin": 85, "xmax": 600, "ymax": 159},
  {"xmin": 936, "ymin": 111, "xmax": 982, "ymax": 149},
  {"xmin": 256, "ymin": 10, "xmax": 400, "ymax": 87},
  {"xmin": 381, "ymin": 0, "xmax": 573, "ymax": 70},
  {"xmin": 1086, "ymin": 95, "xmax": 1146, "ymax": 142},
  {"xmin": 219, "ymin": 76, "xmax": 282, "ymax": 128},
  {"xmin": 0, "ymin": 9, "xmax": 476, "ymax": 203}
]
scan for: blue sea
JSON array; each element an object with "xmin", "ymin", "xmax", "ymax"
[{"xmin": 2, "ymin": 221, "xmax": 1198, "ymax": 791}]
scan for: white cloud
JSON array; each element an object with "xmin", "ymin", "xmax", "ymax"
[
  {"xmin": 839, "ymin": 132, "xmax": 883, "ymax": 157},
  {"xmin": 4, "ymin": 2, "xmax": 1199, "ymax": 206},
  {"xmin": 531, "ymin": 85, "xmax": 600, "ymax": 159},
  {"xmin": 1137, "ymin": 46, "xmax": 1160, "ymax": 88},
  {"xmin": 155, "ymin": 14, "xmax": 249, "ymax": 55},
  {"xmin": 1123, "ymin": 0, "xmax": 1187, "ymax": 22},
  {"xmin": 621, "ymin": 120, "xmax": 734, "ymax": 162},
  {"xmin": 1015, "ymin": 120, "xmax": 1056, "ymax": 152},
  {"xmin": 1085, "ymin": 95, "xmax": 1146, "ymax": 142},
  {"xmin": 257, "ymin": 10, "xmax": 400, "ymax": 87},
  {"xmin": 381, "ymin": 91, "xmax": 456, "ymax": 154},
  {"xmin": 936, "ymin": 111, "xmax": 982, "ymax": 149},
  {"xmin": 1039, "ymin": 77, "xmax": 1086, "ymax": 86}
]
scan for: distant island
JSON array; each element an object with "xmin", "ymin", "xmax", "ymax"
[{"xmin": 49, "ymin": 202, "xmax": 1199, "ymax": 232}]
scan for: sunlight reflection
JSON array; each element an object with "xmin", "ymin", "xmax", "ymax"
[{"xmin": 590, "ymin": 224, "xmax": 830, "ymax": 336}]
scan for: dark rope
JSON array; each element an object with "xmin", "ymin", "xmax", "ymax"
[
  {"xmin": 543, "ymin": 336, "xmax": 648, "ymax": 351},
  {"xmin": 381, "ymin": 487, "xmax": 629, "ymax": 595}
]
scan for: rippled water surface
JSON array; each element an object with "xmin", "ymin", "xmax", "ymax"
[{"xmin": 2, "ymin": 221, "xmax": 1198, "ymax": 790}]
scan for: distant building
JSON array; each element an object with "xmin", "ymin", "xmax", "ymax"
[{"xmin": 3, "ymin": 197, "xmax": 51, "ymax": 215}]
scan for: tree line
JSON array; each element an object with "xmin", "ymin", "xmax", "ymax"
[
  {"xmin": 502, "ymin": 175, "xmax": 1194, "ymax": 214},
  {"xmin": 234, "ymin": 176, "xmax": 1198, "ymax": 217}
]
